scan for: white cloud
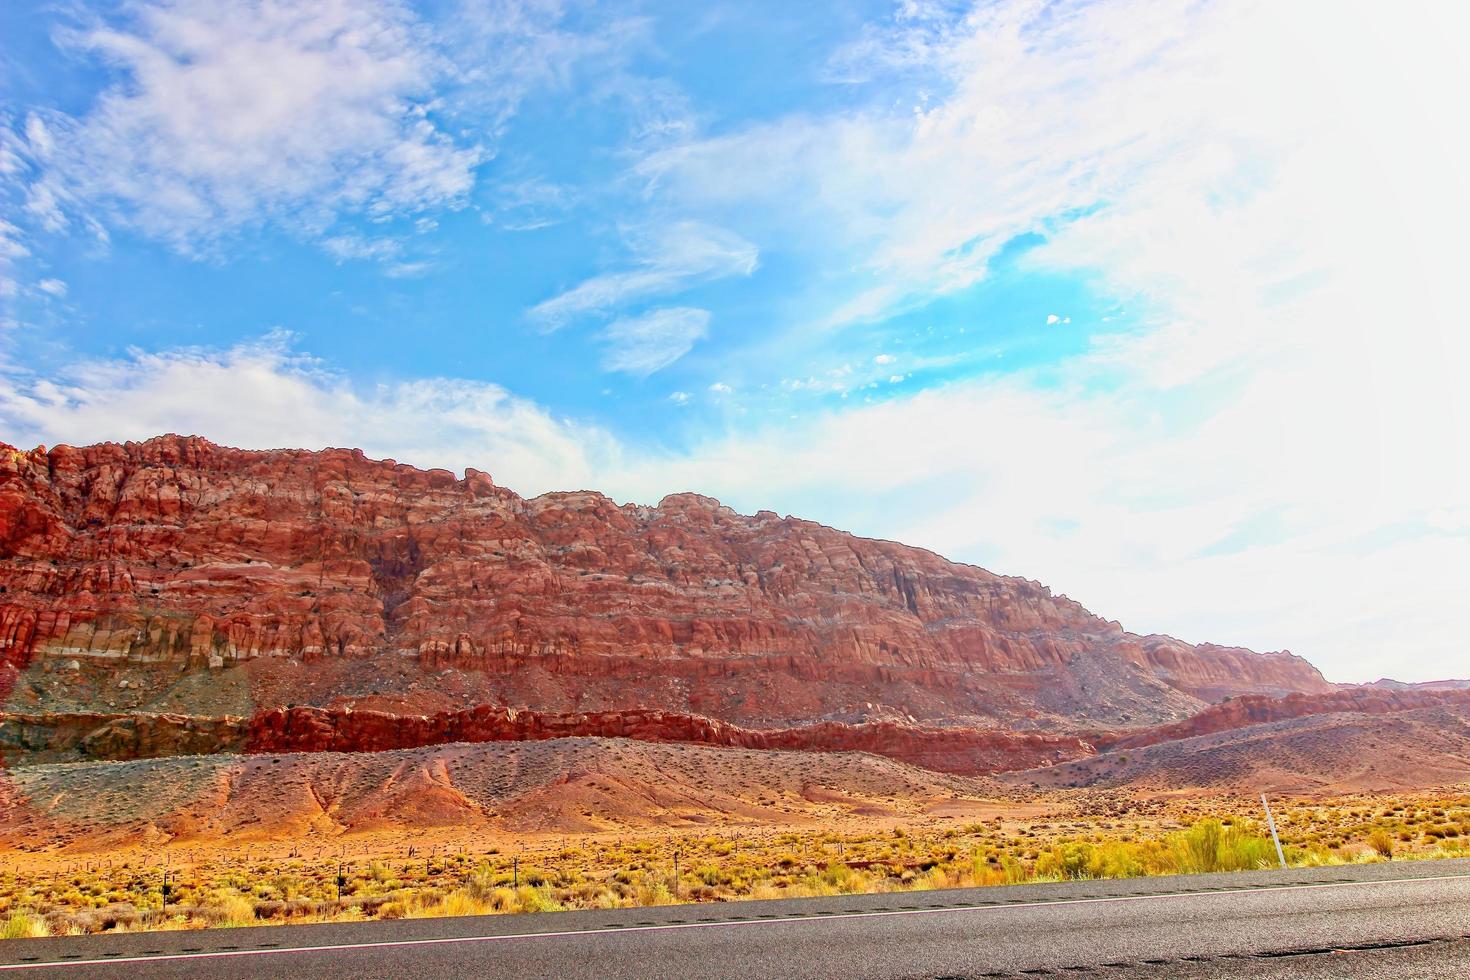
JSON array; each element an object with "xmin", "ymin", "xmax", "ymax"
[
  {"xmin": 0, "ymin": 219, "xmax": 28, "ymax": 298},
  {"xmin": 599, "ymin": 306, "xmax": 710, "ymax": 376},
  {"xmin": 35, "ymin": 278, "xmax": 68, "ymax": 297},
  {"xmin": 0, "ymin": 220, "xmax": 30, "ymax": 262},
  {"xmin": 0, "ymin": 337, "xmax": 617, "ymax": 497},
  {"xmin": 1045, "ymin": 314, "xmax": 1059, "ymax": 326},
  {"xmin": 438, "ymin": 0, "xmax": 642, "ymax": 130},
  {"xmin": 668, "ymin": 390, "xmax": 691, "ymax": 405},
  {"xmin": 322, "ymin": 235, "xmax": 404, "ymax": 263},
  {"xmin": 486, "ymin": 176, "xmax": 577, "ymax": 231},
  {"xmin": 873, "ymin": 353, "xmax": 895, "ymax": 364},
  {"xmin": 7, "ymin": 0, "xmax": 480, "ymax": 253},
  {"xmin": 590, "ymin": 364, "xmax": 1470, "ymax": 685},
  {"xmin": 707, "ymin": 381, "xmax": 732, "ymax": 394},
  {"xmin": 639, "ymin": 2, "xmax": 1469, "ymax": 334},
  {"xmin": 528, "ymin": 220, "xmax": 757, "ymax": 329},
  {"xmin": 383, "ymin": 260, "xmax": 433, "ymax": 279}
]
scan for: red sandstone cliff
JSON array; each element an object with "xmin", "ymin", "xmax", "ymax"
[{"xmin": 0, "ymin": 436, "xmax": 1331, "ymax": 732}]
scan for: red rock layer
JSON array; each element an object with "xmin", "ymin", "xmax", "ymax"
[
  {"xmin": 7, "ymin": 688, "xmax": 1469, "ymax": 784},
  {"xmin": 0, "ymin": 705, "xmax": 1093, "ymax": 776},
  {"xmin": 0, "ymin": 436, "xmax": 1331, "ymax": 730},
  {"xmin": 245, "ymin": 705, "xmax": 1094, "ymax": 775}
]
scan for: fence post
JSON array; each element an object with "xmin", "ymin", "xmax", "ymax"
[{"xmin": 1261, "ymin": 794, "xmax": 1287, "ymax": 869}]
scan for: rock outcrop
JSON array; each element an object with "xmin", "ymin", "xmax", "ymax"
[
  {"xmin": 0, "ymin": 436, "xmax": 1331, "ymax": 742},
  {"xmin": 0, "ymin": 710, "xmax": 243, "ymax": 763},
  {"xmin": 0, "ymin": 705, "xmax": 1094, "ymax": 775}
]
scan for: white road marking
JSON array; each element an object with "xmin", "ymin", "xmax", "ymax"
[{"xmin": 2, "ymin": 872, "xmax": 1466, "ymax": 971}]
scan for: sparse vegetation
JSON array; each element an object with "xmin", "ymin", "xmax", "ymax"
[{"xmin": 1, "ymin": 789, "xmax": 1465, "ymax": 936}]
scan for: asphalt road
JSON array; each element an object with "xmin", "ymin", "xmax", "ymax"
[{"xmin": 3, "ymin": 859, "xmax": 1468, "ymax": 978}]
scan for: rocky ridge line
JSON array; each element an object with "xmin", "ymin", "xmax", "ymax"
[{"xmin": 1, "ymin": 435, "xmax": 1331, "ymax": 734}]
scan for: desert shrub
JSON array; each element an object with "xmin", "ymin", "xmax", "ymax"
[
  {"xmin": 88, "ymin": 903, "xmax": 140, "ymax": 932},
  {"xmin": 1175, "ymin": 820, "xmax": 1225, "ymax": 873},
  {"xmin": 1216, "ymin": 828, "xmax": 1276, "ymax": 872},
  {"xmin": 461, "ymin": 865, "xmax": 500, "ymax": 902},
  {"xmin": 518, "ymin": 886, "xmax": 565, "ymax": 914},
  {"xmin": 436, "ymin": 892, "xmax": 493, "ymax": 918},
  {"xmin": 633, "ymin": 877, "xmax": 676, "ymax": 907},
  {"xmin": 1171, "ymin": 819, "xmax": 1274, "ymax": 874},
  {"xmin": 818, "ymin": 861, "xmax": 860, "ymax": 893},
  {"xmin": 215, "ymin": 893, "xmax": 259, "ymax": 927},
  {"xmin": 1036, "ymin": 842, "xmax": 1096, "ymax": 880},
  {"xmin": 1091, "ymin": 841, "xmax": 1149, "ymax": 879},
  {"xmin": 998, "ymin": 854, "xmax": 1027, "ymax": 884},
  {"xmin": 2, "ymin": 913, "xmax": 49, "ymax": 940}
]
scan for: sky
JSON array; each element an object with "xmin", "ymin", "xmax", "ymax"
[{"xmin": 1, "ymin": 0, "xmax": 1467, "ymax": 684}]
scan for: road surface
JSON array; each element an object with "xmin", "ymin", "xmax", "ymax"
[{"xmin": 2, "ymin": 858, "xmax": 1468, "ymax": 978}]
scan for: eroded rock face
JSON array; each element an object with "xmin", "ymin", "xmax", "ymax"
[
  {"xmin": 0, "ymin": 436, "xmax": 1331, "ymax": 732},
  {"xmin": 0, "ymin": 705, "xmax": 1093, "ymax": 775}
]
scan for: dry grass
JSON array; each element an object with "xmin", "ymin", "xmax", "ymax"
[{"xmin": 1, "ymin": 788, "xmax": 1466, "ymax": 936}]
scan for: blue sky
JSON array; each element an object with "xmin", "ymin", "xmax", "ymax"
[{"xmin": 2, "ymin": 0, "xmax": 1468, "ymax": 683}]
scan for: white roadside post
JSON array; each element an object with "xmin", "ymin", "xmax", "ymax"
[{"xmin": 1261, "ymin": 794, "xmax": 1288, "ymax": 869}]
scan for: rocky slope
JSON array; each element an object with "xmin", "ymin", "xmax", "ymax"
[
  {"xmin": 0, "ymin": 435, "xmax": 1331, "ymax": 747},
  {"xmin": 1368, "ymin": 678, "xmax": 1470, "ymax": 692},
  {"xmin": 1017, "ymin": 701, "xmax": 1470, "ymax": 793},
  {"xmin": 1096, "ymin": 688, "xmax": 1470, "ymax": 752},
  {"xmin": 0, "ymin": 737, "xmax": 1000, "ymax": 847}
]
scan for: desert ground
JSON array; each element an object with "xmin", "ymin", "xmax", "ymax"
[{"xmin": 1, "ymin": 737, "xmax": 1466, "ymax": 938}]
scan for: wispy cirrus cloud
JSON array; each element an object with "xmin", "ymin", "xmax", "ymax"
[
  {"xmin": 5, "ymin": 0, "xmax": 482, "ymax": 255},
  {"xmin": 321, "ymin": 234, "xmax": 405, "ymax": 263},
  {"xmin": 528, "ymin": 220, "xmax": 757, "ymax": 330},
  {"xmin": 0, "ymin": 219, "xmax": 28, "ymax": 299},
  {"xmin": 599, "ymin": 306, "xmax": 709, "ymax": 376}
]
